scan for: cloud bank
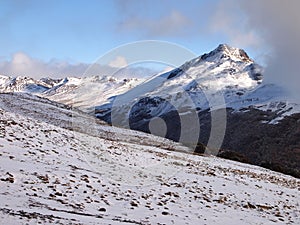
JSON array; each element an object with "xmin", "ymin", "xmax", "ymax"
[
  {"xmin": 0, "ymin": 52, "xmax": 89, "ymax": 79},
  {"xmin": 239, "ymin": 0, "xmax": 300, "ymax": 101},
  {"xmin": 0, "ymin": 52, "xmax": 159, "ymax": 79},
  {"xmin": 209, "ymin": 0, "xmax": 300, "ymax": 101}
]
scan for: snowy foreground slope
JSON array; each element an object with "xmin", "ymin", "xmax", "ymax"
[{"xmin": 0, "ymin": 93, "xmax": 299, "ymax": 225}]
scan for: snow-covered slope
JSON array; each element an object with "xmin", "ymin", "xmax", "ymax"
[
  {"xmin": 0, "ymin": 75, "xmax": 10, "ymax": 85},
  {"xmin": 0, "ymin": 92, "xmax": 299, "ymax": 224},
  {"xmin": 43, "ymin": 76, "xmax": 144, "ymax": 110},
  {"xmin": 0, "ymin": 93, "xmax": 186, "ymax": 152},
  {"xmin": 229, "ymin": 83, "xmax": 300, "ymax": 124},
  {"xmin": 0, "ymin": 75, "xmax": 144, "ymax": 111},
  {"xmin": 0, "ymin": 76, "xmax": 51, "ymax": 93}
]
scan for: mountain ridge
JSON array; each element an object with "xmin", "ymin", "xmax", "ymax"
[
  {"xmin": 0, "ymin": 44, "xmax": 297, "ymax": 118},
  {"xmin": 1, "ymin": 44, "xmax": 300, "ymax": 177}
]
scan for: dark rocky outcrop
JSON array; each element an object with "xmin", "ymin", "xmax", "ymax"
[{"xmin": 219, "ymin": 109, "xmax": 300, "ymax": 178}]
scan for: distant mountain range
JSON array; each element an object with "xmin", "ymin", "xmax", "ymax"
[
  {"xmin": 1, "ymin": 44, "xmax": 300, "ymax": 177},
  {"xmin": 0, "ymin": 74, "xmax": 144, "ymax": 109}
]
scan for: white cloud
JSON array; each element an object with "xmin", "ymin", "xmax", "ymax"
[
  {"xmin": 108, "ymin": 56, "xmax": 128, "ymax": 68},
  {"xmin": 11, "ymin": 52, "xmax": 33, "ymax": 70},
  {"xmin": 238, "ymin": 0, "xmax": 300, "ymax": 101},
  {"xmin": 0, "ymin": 52, "xmax": 89, "ymax": 79},
  {"xmin": 208, "ymin": 0, "xmax": 300, "ymax": 101},
  {"xmin": 0, "ymin": 52, "xmax": 160, "ymax": 80}
]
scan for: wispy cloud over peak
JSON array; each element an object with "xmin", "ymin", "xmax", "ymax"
[
  {"xmin": 118, "ymin": 9, "xmax": 191, "ymax": 37},
  {"xmin": 210, "ymin": 1, "xmax": 262, "ymax": 49}
]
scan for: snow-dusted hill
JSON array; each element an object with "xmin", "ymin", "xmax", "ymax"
[
  {"xmin": 42, "ymin": 76, "xmax": 144, "ymax": 110},
  {"xmin": 0, "ymin": 75, "xmax": 144, "ymax": 111},
  {"xmin": 0, "ymin": 75, "xmax": 52, "ymax": 93},
  {"xmin": 0, "ymin": 92, "xmax": 299, "ymax": 224},
  {"xmin": 91, "ymin": 44, "xmax": 300, "ymax": 178}
]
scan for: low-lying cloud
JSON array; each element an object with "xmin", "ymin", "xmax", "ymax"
[
  {"xmin": 0, "ymin": 52, "xmax": 89, "ymax": 79},
  {"xmin": 0, "ymin": 52, "xmax": 159, "ymax": 80},
  {"xmin": 108, "ymin": 56, "xmax": 128, "ymax": 68}
]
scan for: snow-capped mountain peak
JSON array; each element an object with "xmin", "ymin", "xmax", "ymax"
[
  {"xmin": 180, "ymin": 44, "xmax": 253, "ymax": 73},
  {"xmin": 127, "ymin": 44, "xmax": 263, "ymax": 113},
  {"xmin": 202, "ymin": 44, "xmax": 252, "ymax": 62}
]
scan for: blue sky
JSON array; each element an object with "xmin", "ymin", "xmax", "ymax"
[
  {"xmin": 0, "ymin": 0, "xmax": 261, "ymax": 64},
  {"xmin": 1, "ymin": 0, "xmax": 299, "ymax": 100}
]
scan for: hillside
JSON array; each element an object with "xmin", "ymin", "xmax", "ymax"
[{"xmin": 0, "ymin": 93, "xmax": 299, "ymax": 224}]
